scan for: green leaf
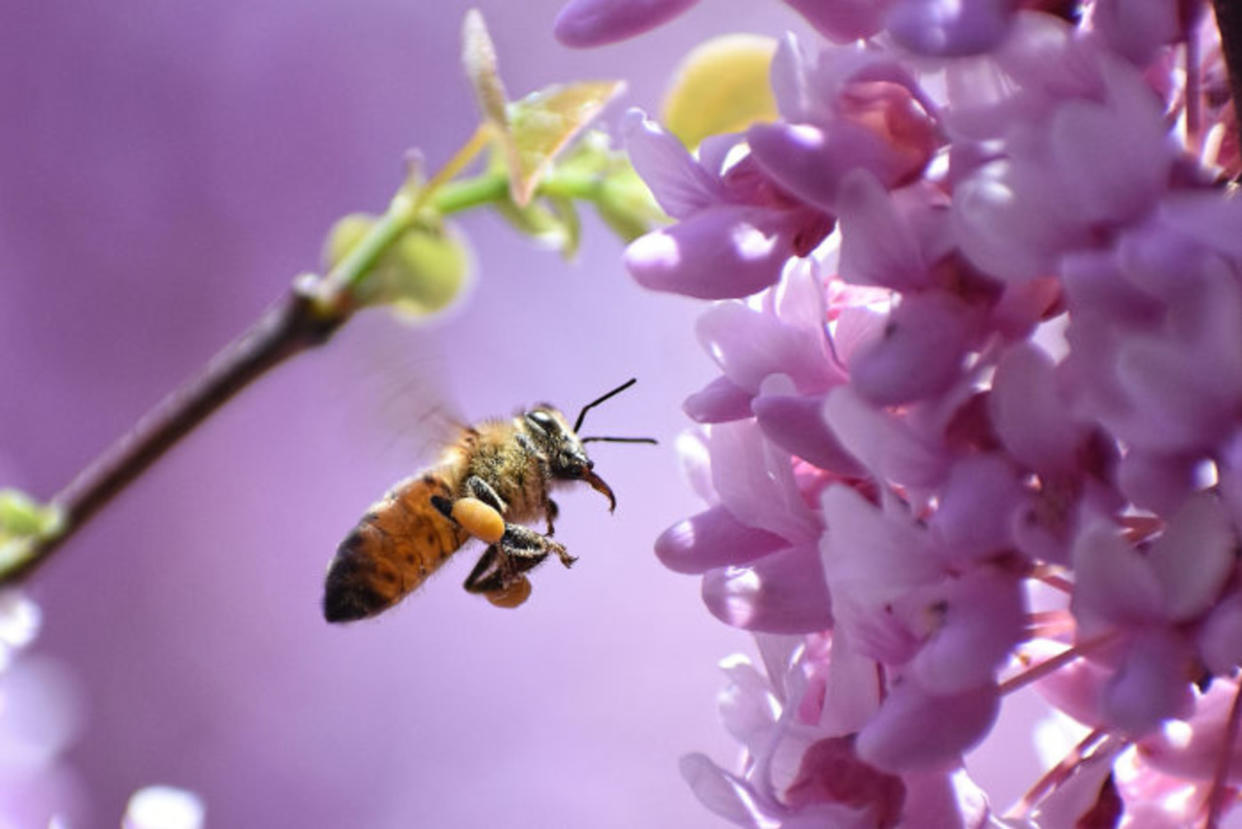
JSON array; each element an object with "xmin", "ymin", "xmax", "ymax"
[
  {"xmin": 461, "ymin": 8, "xmax": 508, "ymax": 128},
  {"xmin": 543, "ymin": 194, "xmax": 581, "ymax": 259},
  {"xmin": 505, "ymin": 80, "xmax": 625, "ymax": 206},
  {"xmin": 493, "ymin": 197, "xmax": 572, "ymax": 254},
  {"xmin": 459, "ymin": 10, "xmax": 623, "ymax": 208},
  {"xmin": 662, "ymin": 34, "xmax": 778, "ymax": 149}
]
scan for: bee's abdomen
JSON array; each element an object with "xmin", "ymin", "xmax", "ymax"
[{"xmin": 323, "ymin": 473, "xmax": 469, "ymax": 622}]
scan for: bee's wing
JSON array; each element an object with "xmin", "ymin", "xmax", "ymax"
[{"xmin": 344, "ymin": 332, "xmax": 468, "ymax": 469}]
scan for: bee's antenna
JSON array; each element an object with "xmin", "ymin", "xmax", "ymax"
[
  {"xmin": 573, "ymin": 377, "xmax": 639, "ymax": 433},
  {"xmin": 581, "ymin": 436, "xmax": 658, "ymax": 445}
]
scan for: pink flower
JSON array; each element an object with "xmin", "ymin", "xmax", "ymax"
[
  {"xmin": 577, "ymin": 0, "xmax": 1242, "ymax": 823},
  {"xmin": 623, "ymin": 111, "xmax": 834, "ymax": 298},
  {"xmin": 553, "ymin": 0, "xmax": 700, "ymax": 48},
  {"xmin": 555, "ymin": 0, "xmax": 1021, "ymax": 54}
]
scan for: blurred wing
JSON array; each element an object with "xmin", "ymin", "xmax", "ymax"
[{"xmin": 345, "ymin": 327, "xmax": 468, "ymax": 471}]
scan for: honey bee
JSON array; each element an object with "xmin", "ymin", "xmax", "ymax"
[{"xmin": 322, "ymin": 378, "xmax": 655, "ymax": 622}]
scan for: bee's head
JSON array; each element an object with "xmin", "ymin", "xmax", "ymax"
[
  {"xmin": 522, "ymin": 380, "xmax": 656, "ymax": 512},
  {"xmin": 522, "ymin": 406, "xmax": 616, "ymax": 511}
]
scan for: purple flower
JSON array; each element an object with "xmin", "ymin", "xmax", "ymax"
[
  {"xmin": 553, "ymin": 0, "xmax": 701, "ymax": 47},
  {"xmin": 750, "ymin": 38, "xmax": 942, "ymax": 213},
  {"xmin": 623, "ymin": 111, "xmax": 834, "ymax": 298},
  {"xmin": 577, "ymin": 0, "xmax": 1242, "ymax": 823},
  {"xmin": 554, "ymin": 0, "xmax": 1020, "ymax": 54}
]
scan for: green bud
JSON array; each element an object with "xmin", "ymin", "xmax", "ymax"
[
  {"xmin": 493, "ymin": 197, "xmax": 575, "ymax": 257},
  {"xmin": 0, "ymin": 489, "xmax": 61, "ymax": 541},
  {"xmin": 322, "ymin": 213, "xmax": 376, "ymax": 271},
  {"xmin": 323, "ymin": 214, "xmax": 473, "ymax": 318}
]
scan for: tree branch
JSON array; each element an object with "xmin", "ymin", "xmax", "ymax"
[
  {"xmin": 1215, "ymin": 0, "xmax": 1242, "ymax": 150},
  {"xmin": 3, "ymin": 289, "xmax": 343, "ymax": 584}
]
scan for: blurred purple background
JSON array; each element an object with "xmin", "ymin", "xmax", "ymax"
[{"xmin": 0, "ymin": 1, "xmax": 828, "ymax": 826}]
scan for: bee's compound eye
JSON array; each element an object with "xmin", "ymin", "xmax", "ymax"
[{"xmin": 527, "ymin": 410, "xmax": 556, "ymax": 432}]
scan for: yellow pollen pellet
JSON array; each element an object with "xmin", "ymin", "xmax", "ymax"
[
  {"xmin": 486, "ymin": 576, "xmax": 532, "ymax": 609},
  {"xmin": 451, "ymin": 497, "xmax": 506, "ymax": 544}
]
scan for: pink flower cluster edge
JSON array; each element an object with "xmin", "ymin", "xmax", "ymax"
[{"xmin": 558, "ymin": 0, "xmax": 1242, "ymax": 825}]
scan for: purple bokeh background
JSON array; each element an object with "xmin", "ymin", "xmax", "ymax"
[{"xmin": 0, "ymin": 1, "xmax": 830, "ymax": 826}]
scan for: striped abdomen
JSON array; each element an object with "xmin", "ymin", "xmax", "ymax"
[{"xmin": 323, "ymin": 469, "xmax": 470, "ymax": 622}]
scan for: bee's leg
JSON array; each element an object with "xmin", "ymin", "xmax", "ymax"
[
  {"xmin": 544, "ymin": 498, "xmax": 559, "ymax": 536},
  {"xmin": 464, "ymin": 476, "xmax": 508, "ymax": 514},
  {"xmin": 501, "ymin": 524, "xmax": 576, "ymax": 569},
  {"xmin": 463, "ymin": 541, "xmax": 549, "ymax": 594},
  {"xmin": 463, "ymin": 545, "xmax": 505, "ymax": 593}
]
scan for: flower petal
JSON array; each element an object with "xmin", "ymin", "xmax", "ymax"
[
  {"xmin": 1032, "ymin": 641, "xmax": 1110, "ymax": 727},
  {"xmin": 702, "ymin": 543, "xmax": 832, "ymax": 633},
  {"xmin": 626, "ymin": 205, "xmax": 796, "ymax": 299},
  {"xmin": 655, "ymin": 504, "xmax": 789, "ymax": 574},
  {"xmin": 718, "ymin": 658, "xmax": 779, "ymax": 745},
  {"xmin": 1158, "ymin": 190, "xmax": 1242, "ymax": 262},
  {"xmin": 753, "ymin": 392, "xmax": 863, "ymax": 476},
  {"xmin": 1114, "ymin": 448, "xmax": 1197, "ymax": 516},
  {"xmin": 684, "ymin": 374, "xmax": 755, "ymax": 423},
  {"xmin": 621, "ymin": 108, "xmax": 722, "ymax": 218},
  {"xmin": 856, "ymin": 681, "xmax": 1000, "ymax": 772},
  {"xmin": 989, "ymin": 342, "xmax": 1083, "ymax": 473},
  {"xmin": 1048, "ymin": 60, "xmax": 1171, "ymax": 226},
  {"xmin": 784, "ymin": 735, "xmax": 906, "ymax": 824},
  {"xmin": 820, "ymin": 632, "xmax": 883, "ymax": 735},
  {"xmin": 1070, "ymin": 520, "xmax": 1164, "ymax": 632},
  {"xmin": 821, "ymin": 484, "xmax": 945, "ymax": 599},
  {"xmin": 850, "ymin": 292, "xmax": 976, "ymax": 406},
  {"xmin": 1103, "ymin": 629, "xmax": 1195, "ymax": 736},
  {"xmin": 711, "ymin": 419, "xmax": 821, "ymax": 542},
  {"xmin": 824, "ymin": 387, "xmax": 949, "ymax": 489},
  {"xmin": 1197, "ymin": 590, "xmax": 1242, "ymax": 677},
  {"xmin": 886, "ymin": 0, "xmax": 1014, "ymax": 57},
  {"xmin": 697, "ymin": 301, "xmax": 837, "ymax": 395},
  {"xmin": 781, "ymin": 0, "xmax": 889, "ymax": 43},
  {"xmin": 1146, "ymin": 493, "xmax": 1235, "ymax": 622},
  {"xmin": 836, "ymin": 170, "xmax": 930, "ymax": 290},
  {"xmin": 1093, "ymin": 0, "xmax": 1179, "ymax": 64},
  {"xmin": 553, "ymin": 0, "xmax": 701, "ymax": 47},
  {"xmin": 900, "ymin": 768, "xmax": 991, "ymax": 829},
  {"xmin": 678, "ymin": 752, "xmax": 761, "ymax": 825},
  {"xmin": 911, "ymin": 568, "xmax": 1025, "ymax": 694},
  {"xmin": 929, "ymin": 454, "xmax": 1026, "ymax": 564},
  {"xmin": 1026, "ymin": 737, "xmax": 1126, "ymax": 828},
  {"xmin": 748, "ymin": 121, "xmax": 904, "ymax": 213}
]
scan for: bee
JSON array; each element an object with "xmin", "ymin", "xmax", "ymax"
[{"xmin": 322, "ymin": 378, "xmax": 655, "ymax": 622}]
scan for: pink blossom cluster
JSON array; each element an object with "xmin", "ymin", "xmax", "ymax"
[{"xmin": 559, "ymin": 0, "xmax": 1242, "ymax": 825}]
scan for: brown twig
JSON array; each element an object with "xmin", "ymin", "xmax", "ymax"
[
  {"xmin": 1215, "ymin": 0, "xmax": 1242, "ymax": 146},
  {"xmin": 3, "ymin": 289, "xmax": 344, "ymax": 585}
]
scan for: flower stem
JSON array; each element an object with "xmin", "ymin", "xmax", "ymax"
[
  {"xmin": 1028, "ymin": 565, "xmax": 1075, "ymax": 594},
  {"xmin": 1000, "ymin": 631, "xmax": 1118, "ymax": 696},
  {"xmin": 1007, "ymin": 728, "xmax": 1111, "ymax": 819},
  {"xmin": 434, "ymin": 169, "xmax": 511, "ymax": 215},
  {"xmin": 1215, "ymin": 0, "xmax": 1242, "ymax": 158},
  {"xmin": 0, "ymin": 129, "xmax": 510, "ymax": 586}
]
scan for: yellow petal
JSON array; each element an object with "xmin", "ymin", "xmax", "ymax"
[{"xmin": 662, "ymin": 34, "xmax": 778, "ymax": 149}]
